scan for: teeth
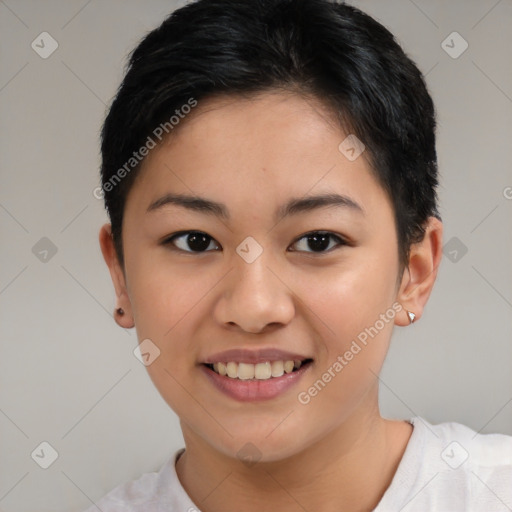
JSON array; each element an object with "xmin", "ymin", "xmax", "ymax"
[
  {"xmin": 226, "ymin": 362, "xmax": 238, "ymax": 378},
  {"xmin": 238, "ymin": 363, "xmax": 255, "ymax": 380},
  {"xmin": 255, "ymin": 362, "xmax": 271, "ymax": 379},
  {"xmin": 210, "ymin": 360, "xmax": 306, "ymax": 380},
  {"xmin": 271, "ymin": 360, "xmax": 284, "ymax": 377},
  {"xmin": 284, "ymin": 360, "xmax": 294, "ymax": 373}
]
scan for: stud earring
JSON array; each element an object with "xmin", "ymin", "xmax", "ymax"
[
  {"xmin": 407, "ymin": 310, "xmax": 416, "ymax": 324},
  {"xmin": 116, "ymin": 307, "xmax": 125, "ymax": 316}
]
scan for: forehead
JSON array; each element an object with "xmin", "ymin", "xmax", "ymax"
[
  {"xmin": 168, "ymin": 91, "xmax": 344, "ymax": 153},
  {"xmin": 125, "ymin": 91, "xmax": 390, "ymax": 221}
]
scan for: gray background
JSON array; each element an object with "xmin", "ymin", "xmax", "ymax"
[{"xmin": 1, "ymin": 0, "xmax": 511, "ymax": 510}]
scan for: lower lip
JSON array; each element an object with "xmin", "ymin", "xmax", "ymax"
[{"xmin": 200, "ymin": 362, "xmax": 313, "ymax": 402}]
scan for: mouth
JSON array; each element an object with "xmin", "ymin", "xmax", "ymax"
[
  {"xmin": 200, "ymin": 357, "xmax": 314, "ymax": 402},
  {"xmin": 203, "ymin": 358, "xmax": 314, "ymax": 381}
]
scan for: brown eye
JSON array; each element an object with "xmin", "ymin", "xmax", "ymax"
[
  {"xmin": 163, "ymin": 230, "xmax": 346, "ymax": 254},
  {"xmin": 163, "ymin": 231, "xmax": 220, "ymax": 253},
  {"xmin": 290, "ymin": 231, "xmax": 346, "ymax": 253}
]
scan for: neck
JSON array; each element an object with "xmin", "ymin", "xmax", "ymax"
[{"xmin": 175, "ymin": 400, "xmax": 412, "ymax": 512}]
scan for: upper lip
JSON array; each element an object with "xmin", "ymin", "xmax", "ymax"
[{"xmin": 202, "ymin": 348, "xmax": 312, "ymax": 365}]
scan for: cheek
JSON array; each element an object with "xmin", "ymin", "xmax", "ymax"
[
  {"xmin": 125, "ymin": 258, "xmax": 205, "ymax": 374},
  {"xmin": 302, "ymin": 260, "xmax": 395, "ymax": 335},
  {"xmin": 127, "ymin": 251, "xmax": 202, "ymax": 332},
  {"xmin": 294, "ymin": 250, "xmax": 397, "ymax": 382},
  {"xmin": 129, "ymin": 263, "xmax": 209, "ymax": 414},
  {"xmin": 294, "ymin": 265, "xmax": 394, "ymax": 419}
]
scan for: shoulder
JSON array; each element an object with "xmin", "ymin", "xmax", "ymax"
[
  {"xmin": 421, "ymin": 417, "xmax": 512, "ymax": 508},
  {"xmin": 376, "ymin": 416, "xmax": 512, "ymax": 512},
  {"xmin": 421, "ymin": 416, "xmax": 512, "ymax": 464},
  {"xmin": 82, "ymin": 449, "xmax": 198, "ymax": 512}
]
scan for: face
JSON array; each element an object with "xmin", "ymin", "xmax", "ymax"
[{"xmin": 108, "ymin": 92, "xmax": 410, "ymax": 461}]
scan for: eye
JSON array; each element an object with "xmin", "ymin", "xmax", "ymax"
[
  {"xmin": 289, "ymin": 231, "xmax": 347, "ymax": 254},
  {"xmin": 162, "ymin": 231, "xmax": 220, "ymax": 253},
  {"xmin": 162, "ymin": 230, "xmax": 347, "ymax": 254}
]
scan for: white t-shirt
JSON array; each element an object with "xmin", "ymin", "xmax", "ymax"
[{"xmin": 84, "ymin": 416, "xmax": 512, "ymax": 511}]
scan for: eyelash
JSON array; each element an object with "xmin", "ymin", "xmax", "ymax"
[{"xmin": 161, "ymin": 230, "xmax": 348, "ymax": 255}]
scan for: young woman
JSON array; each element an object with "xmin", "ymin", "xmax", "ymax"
[{"xmin": 91, "ymin": 0, "xmax": 512, "ymax": 510}]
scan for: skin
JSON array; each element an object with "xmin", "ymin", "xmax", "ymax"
[{"xmin": 99, "ymin": 91, "xmax": 443, "ymax": 512}]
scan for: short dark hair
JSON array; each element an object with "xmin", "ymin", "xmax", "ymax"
[{"xmin": 100, "ymin": 0, "xmax": 441, "ymax": 276}]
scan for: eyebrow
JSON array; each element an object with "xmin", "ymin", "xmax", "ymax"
[{"xmin": 146, "ymin": 192, "xmax": 365, "ymax": 221}]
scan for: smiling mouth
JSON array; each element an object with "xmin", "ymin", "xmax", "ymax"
[{"xmin": 203, "ymin": 358, "xmax": 314, "ymax": 381}]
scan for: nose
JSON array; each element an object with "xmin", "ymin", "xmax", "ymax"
[{"xmin": 213, "ymin": 251, "xmax": 295, "ymax": 334}]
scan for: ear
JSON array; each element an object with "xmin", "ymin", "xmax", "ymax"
[
  {"xmin": 395, "ymin": 216, "xmax": 443, "ymax": 326},
  {"xmin": 98, "ymin": 223, "xmax": 134, "ymax": 329}
]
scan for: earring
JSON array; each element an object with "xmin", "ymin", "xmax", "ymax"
[
  {"xmin": 116, "ymin": 307, "xmax": 125, "ymax": 316},
  {"xmin": 407, "ymin": 310, "xmax": 416, "ymax": 324}
]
